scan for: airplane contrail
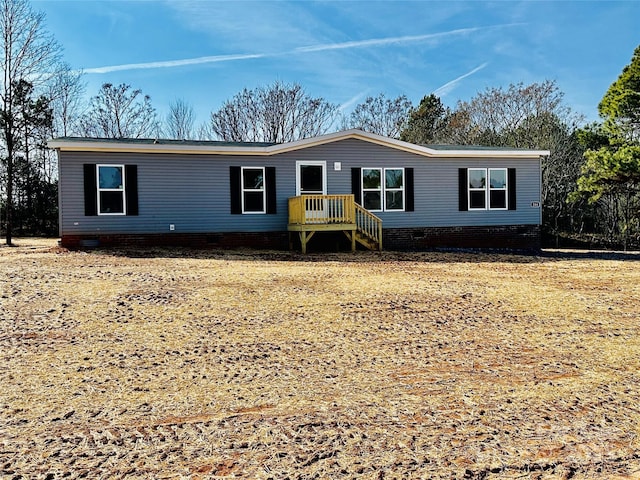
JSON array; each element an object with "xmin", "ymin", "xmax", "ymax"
[
  {"xmin": 81, "ymin": 24, "xmax": 522, "ymax": 75},
  {"xmin": 83, "ymin": 52, "xmax": 270, "ymax": 74},
  {"xmin": 294, "ymin": 26, "xmax": 502, "ymax": 53},
  {"xmin": 432, "ymin": 62, "xmax": 489, "ymax": 97}
]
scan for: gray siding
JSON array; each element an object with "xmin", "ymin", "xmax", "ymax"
[{"xmin": 58, "ymin": 138, "xmax": 541, "ymax": 235}]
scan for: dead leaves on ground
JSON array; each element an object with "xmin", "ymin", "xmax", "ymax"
[{"xmin": 1, "ymin": 240, "xmax": 640, "ymax": 478}]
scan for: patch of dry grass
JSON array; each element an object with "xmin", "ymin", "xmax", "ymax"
[{"xmin": 1, "ymin": 239, "xmax": 640, "ymax": 479}]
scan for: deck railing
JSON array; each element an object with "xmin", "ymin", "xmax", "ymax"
[
  {"xmin": 355, "ymin": 202, "xmax": 383, "ymax": 249},
  {"xmin": 288, "ymin": 194, "xmax": 355, "ymax": 225},
  {"xmin": 288, "ymin": 194, "xmax": 382, "ymax": 250}
]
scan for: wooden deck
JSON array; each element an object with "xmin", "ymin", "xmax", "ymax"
[{"xmin": 288, "ymin": 195, "xmax": 382, "ymax": 253}]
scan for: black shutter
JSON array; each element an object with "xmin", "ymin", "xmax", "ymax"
[
  {"xmin": 230, "ymin": 166, "xmax": 241, "ymax": 214},
  {"xmin": 351, "ymin": 168, "xmax": 362, "ymax": 204},
  {"xmin": 404, "ymin": 168, "xmax": 414, "ymax": 212},
  {"xmin": 125, "ymin": 165, "xmax": 138, "ymax": 216},
  {"xmin": 83, "ymin": 164, "xmax": 97, "ymax": 216},
  {"xmin": 458, "ymin": 168, "xmax": 468, "ymax": 211},
  {"xmin": 508, "ymin": 168, "xmax": 517, "ymax": 211},
  {"xmin": 265, "ymin": 167, "xmax": 277, "ymax": 214}
]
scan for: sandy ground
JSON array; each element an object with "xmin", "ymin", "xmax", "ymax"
[{"xmin": 1, "ymin": 238, "xmax": 640, "ymax": 479}]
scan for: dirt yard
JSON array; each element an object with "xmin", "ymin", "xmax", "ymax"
[{"xmin": 1, "ymin": 238, "xmax": 639, "ymax": 479}]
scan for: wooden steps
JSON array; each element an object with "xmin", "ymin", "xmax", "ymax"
[{"xmin": 288, "ymin": 195, "xmax": 382, "ymax": 253}]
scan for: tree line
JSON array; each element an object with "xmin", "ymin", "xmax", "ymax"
[{"xmin": 1, "ymin": 0, "xmax": 639, "ymax": 249}]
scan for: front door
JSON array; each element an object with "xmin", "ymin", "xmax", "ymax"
[
  {"xmin": 297, "ymin": 161, "xmax": 326, "ymax": 195},
  {"xmin": 296, "ymin": 161, "xmax": 326, "ymax": 223}
]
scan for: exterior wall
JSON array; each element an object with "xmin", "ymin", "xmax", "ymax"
[{"xmin": 58, "ymin": 138, "xmax": 542, "ymax": 249}]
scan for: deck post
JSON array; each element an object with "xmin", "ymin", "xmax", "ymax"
[{"xmin": 300, "ymin": 231, "xmax": 307, "ymax": 254}]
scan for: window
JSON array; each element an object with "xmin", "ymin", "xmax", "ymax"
[
  {"xmin": 467, "ymin": 168, "xmax": 508, "ymax": 210},
  {"xmin": 362, "ymin": 168, "xmax": 382, "ymax": 210},
  {"xmin": 385, "ymin": 168, "xmax": 404, "ymax": 211},
  {"xmin": 84, "ymin": 164, "xmax": 137, "ymax": 217},
  {"xmin": 468, "ymin": 168, "xmax": 487, "ymax": 210},
  {"xmin": 361, "ymin": 168, "xmax": 405, "ymax": 212},
  {"xmin": 241, "ymin": 167, "xmax": 265, "ymax": 213},
  {"xmin": 230, "ymin": 166, "xmax": 277, "ymax": 215},
  {"xmin": 97, "ymin": 165, "xmax": 125, "ymax": 215},
  {"xmin": 489, "ymin": 168, "xmax": 507, "ymax": 209}
]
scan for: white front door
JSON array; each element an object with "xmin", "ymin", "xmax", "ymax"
[{"xmin": 296, "ymin": 161, "xmax": 327, "ymax": 223}]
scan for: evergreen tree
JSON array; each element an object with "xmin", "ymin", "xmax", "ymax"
[
  {"xmin": 400, "ymin": 94, "xmax": 449, "ymax": 144},
  {"xmin": 573, "ymin": 45, "xmax": 640, "ymax": 249},
  {"xmin": 598, "ymin": 45, "xmax": 640, "ymax": 143}
]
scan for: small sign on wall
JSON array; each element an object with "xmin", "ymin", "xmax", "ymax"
[
  {"xmin": 531, "ymin": 201, "xmax": 540, "ymax": 208},
  {"xmin": 334, "ymin": 162, "xmax": 342, "ymax": 171}
]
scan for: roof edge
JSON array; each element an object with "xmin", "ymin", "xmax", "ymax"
[{"xmin": 47, "ymin": 129, "xmax": 550, "ymax": 158}]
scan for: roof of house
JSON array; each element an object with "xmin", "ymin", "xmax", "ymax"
[
  {"xmin": 47, "ymin": 129, "xmax": 550, "ymax": 159},
  {"xmin": 50, "ymin": 137, "xmax": 278, "ymax": 148}
]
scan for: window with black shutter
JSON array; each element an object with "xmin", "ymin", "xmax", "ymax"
[
  {"xmin": 230, "ymin": 166, "xmax": 277, "ymax": 214},
  {"xmin": 459, "ymin": 167, "xmax": 516, "ymax": 211},
  {"xmin": 84, "ymin": 163, "xmax": 138, "ymax": 216},
  {"xmin": 352, "ymin": 167, "xmax": 413, "ymax": 212}
]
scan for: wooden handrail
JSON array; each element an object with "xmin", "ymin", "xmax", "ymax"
[
  {"xmin": 354, "ymin": 203, "xmax": 382, "ymax": 249},
  {"xmin": 288, "ymin": 194, "xmax": 382, "ymax": 251},
  {"xmin": 288, "ymin": 195, "xmax": 355, "ymax": 225}
]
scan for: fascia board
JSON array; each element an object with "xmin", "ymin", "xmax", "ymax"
[
  {"xmin": 310, "ymin": 130, "xmax": 551, "ymax": 158},
  {"xmin": 45, "ymin": 140, "xmax": 274, "ymax": 155},
  {"xmin": 47, "ymin": 130, "xmax": 550, "ymax": 159}
]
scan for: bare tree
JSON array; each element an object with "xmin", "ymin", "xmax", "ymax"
[
  {"xmin": 195, "ymin": 121, "xmax": 214, "ymax": 141},
  {"xmin": 534, "ymin": 113, "xmax": 586, "ymax": 246},
  {"xmin": 0, "ymin": 0, "xmax": 61, "ymax": 245},
  {"xmin": 448, "ymin": 81, "xmax": 573, "ymax": 147},
  {"xmin": 440, "ymin": 80, "xmax": 586, "ymax": 245},
  {"xmin": 210, "ymin": 81, "xmax": 338, "ymax": 143},
  {"xmin": 79, "ymin": 83, "xmax": 159, "ymax": 139},
  {"xmin": 164, "ymin": 98, "xmax": 195, "ymax": 140},
  {"xmin": 38, "ymin": 63, "xmax": 85, "ymax": 191},
  {"xmin": 47, "ymin": 63, "xmax": 85, "ymax": 137},
  {"xmin": 344, "ymin": 93, "xmax": 412, "ymax": 138}
]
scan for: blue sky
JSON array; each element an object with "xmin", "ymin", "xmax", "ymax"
[{"xmin": 34, "ymin": 0, "xmax": 640, "ymax": 132}]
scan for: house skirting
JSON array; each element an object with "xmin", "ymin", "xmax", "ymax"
[
  {"xmin": 60, "ymin": 232, "xmax": 290, "ymax": 250},
  {"xmin": 383, "ymin": 225, "xmax": 540, "ymax": 251},
  {"xmin": 61, "ymin": 225, "xmax": 540, "ymax": 251}
]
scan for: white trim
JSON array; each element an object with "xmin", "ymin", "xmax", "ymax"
[
  {"xmin": 296, "ymin": 161, "xmax": 326, "ymax": 196},
  {"xmin": 97, "ymin": 164, "xmax": 126, "ymax": 215},
  {"xmin": 48, "ymin": 129, "xmax": 550, "ymax": 159},
  {"xmin": 240, "ymin": 166, "xmax": 266, "ymax": 214}
]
